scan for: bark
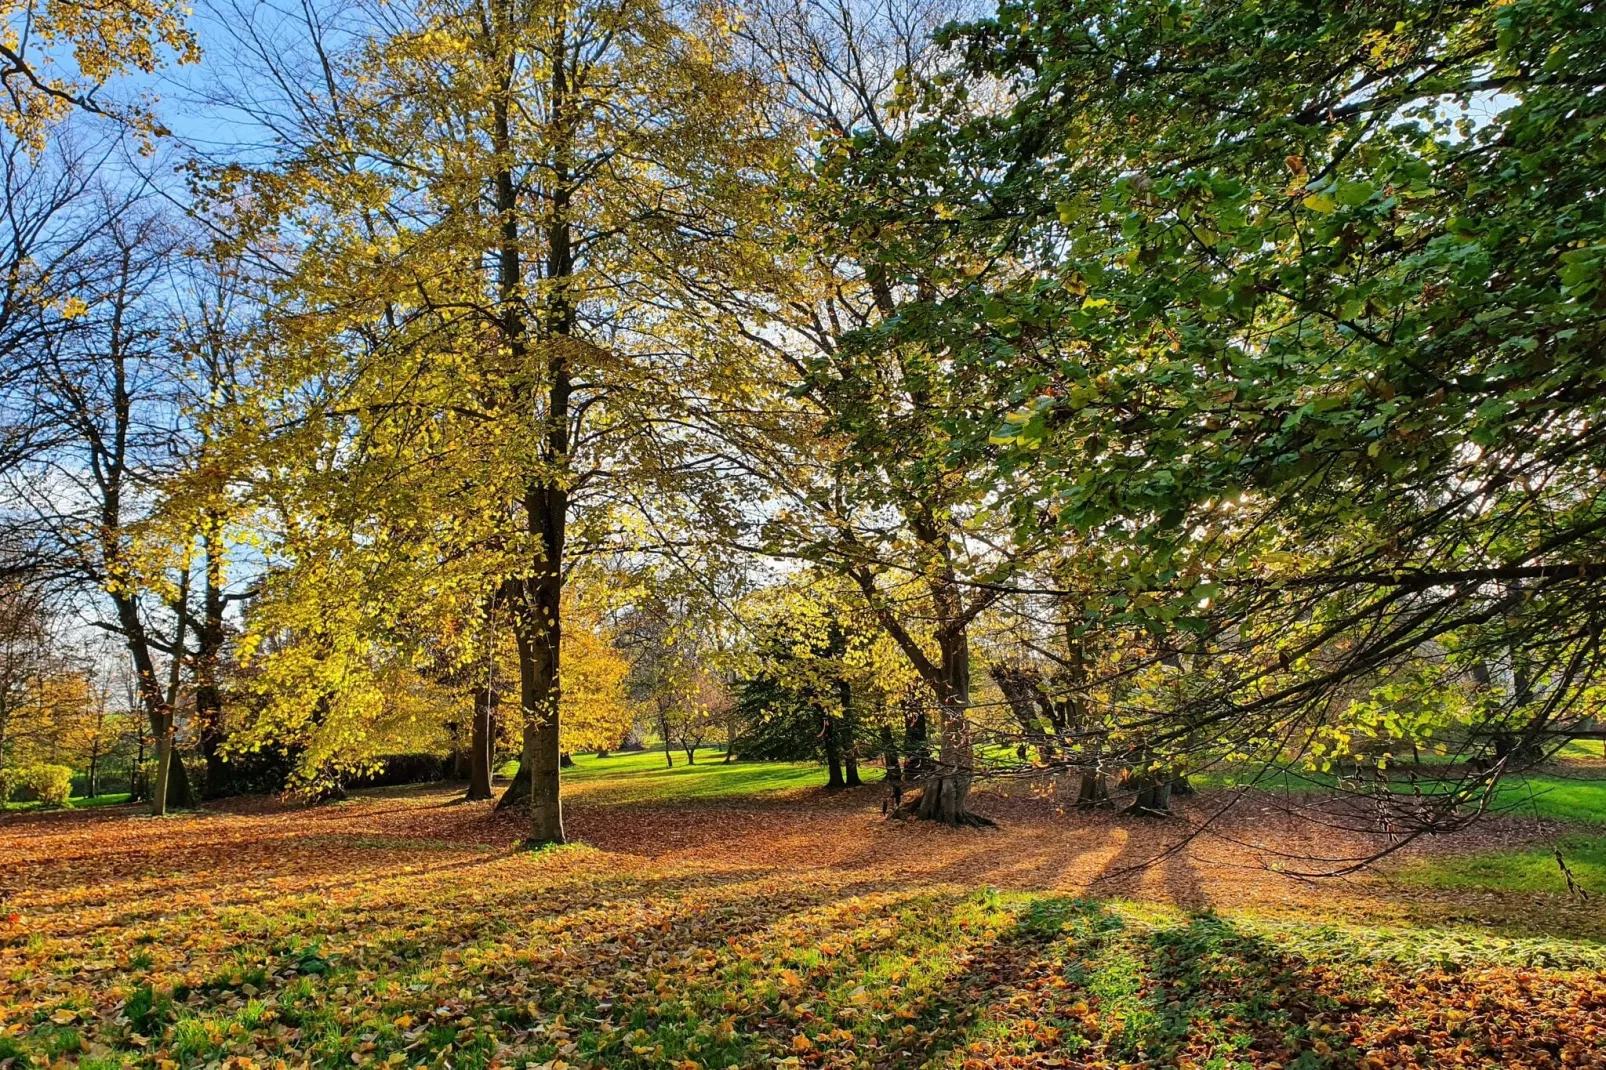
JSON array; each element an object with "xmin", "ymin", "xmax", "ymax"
[
  {"xmin": 822, "ymin": 706, "xmax": 845, "ymax": 788},
  {"xmin": 467, "ymin": 685, "xmax": 495, "ymax": 800},
  {"xmin": 879, "ymin": 723, "xmax": 903, "ymax": 807},
  {"xmin": 838, "ymin": 679, "xmax": 861, "ymax": 786},
  {"xmin": 488, "ymin": 0, "xmax": 571, "ymax": 848},
  {"xmin": 1122, "ymin": 748, "xmax": 1174, "ymax": 817},
  {"xmin": 194, "ymin": 524, "xmax": 227, "ymax": 798},
  {"xmin": 900, "ymin": 691, "xmax": 930, "ymax": 784},
  {"xmin": 495, "ymin": 758, "xmax": 530, "ymax": 810},
  {"xmin": 1076, "ymin": 769, "xmax": 1109, "ymax": 809},
  {"xmin": 512, "ymin": 609, "xmax": 564, "ymax": 845},
  {"xmin": 989, "ymin": 664, "xmax": 1056, "ymax": 763}
]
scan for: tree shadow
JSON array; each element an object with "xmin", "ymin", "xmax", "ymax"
[{"xmin": 904, "ymin": 898, "xmax": 1361, "ymax": 1068}]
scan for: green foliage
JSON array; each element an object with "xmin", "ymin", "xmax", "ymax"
[
  {"xmin": 811, "ymin": 0, "xmax": 1606, "ymax": 795},
  {"xmin": 16, "ymin": 764, "xmax": 73, "ymax": 807}
]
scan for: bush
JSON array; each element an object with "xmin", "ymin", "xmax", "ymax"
[
  {"xmin": 344, "ymin": 753, "xmax": 449, "ymax": 789},
  {"xmin": 0, "ymin": 766, "xmax": 14, "ymax": 803},
  {"xmin": 19, "ymin": 764, "xmax": 74, "ymax": 807}
]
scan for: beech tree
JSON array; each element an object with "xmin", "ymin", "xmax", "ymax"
[
  {"xmin": 817, "ymin": 0, "xmax": 1606, "ymax": 844},
  {"xmin": 217, "ymin": 0, "xmax": 775, "ymax": 843}
]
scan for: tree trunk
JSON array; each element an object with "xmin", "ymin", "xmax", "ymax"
[
  {"xmin": 822, "ymin": 707, "xmax": 845, "ymax": 789},
  {"xmin": 662, "ymin": 731, "xmax": 674, "ymax": 767},
  {"xmin": 1077, "ymin": 769, "xmax": 1109, "ymax": 809},
  {"xmin": 194, "ymin": 525, "xmax": 227, "ymax": 798},
  {"xmin": 901, "ymin": 691, "xmax": 930, "ymax": 784},
  {"xmin": 838, "ymin": 679, "xmax": 862, "ymax": 786},
  {"xmin": 152, "ymin": 713, "xmax": 175, "ymax": 817},
  {"xmin": 467, "ymin": 685, "xmax": 494, "ymax": 800},
  {"xmin": 911, "ymin": 626, "xmax": 985, "ymax": 824},
  {"xmin": 513, "ymin": 604, "xmax": 564, "ymax": 845},
  {"xmin": 879, "ymin": 723, "xmax": 903, "ymax": 807}
]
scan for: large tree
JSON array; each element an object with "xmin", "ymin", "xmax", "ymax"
[
  {"xmin": 220, "ymin": 0, "xmax": 775, "ymax": 844},
  {"xmin": 822, "ymin": 0, "xmax": 1606, "ymax": 842}
]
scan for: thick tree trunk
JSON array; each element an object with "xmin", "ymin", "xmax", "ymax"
[
  {"xmin": 513, "ymin": 609, "xmax": 564, "ymax": 845},
  {"xmin": 467, "ymin": 685, "xmax": 494, "ymax": 800},
  {"xmin": 911, "ymin": 627, "xmax": 987, "ymax": 824},
  {"xmin": 495, "ymin": 758, "xmax": 529, "ymax": 809},
  {"xmin": 901, "ymin": 691, "xmax": 930, "ymax": 784},
  {"xmin": 153, "ymin": 717, "xmax": 175, "ymax": 818},
  {"xmin": 990, "ymin": 665, "xmax": 1056, "ymax": 764},
  {"xmin": 1077, "ymin": 770, "xmax": 1109, "ymax": 809}
]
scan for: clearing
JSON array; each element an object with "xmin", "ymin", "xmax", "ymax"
[{"xmin": 3, "ymin": 754, "xmax": 1605, "ymax": 1070}]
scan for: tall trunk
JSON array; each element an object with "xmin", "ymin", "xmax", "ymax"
[
  {"xmin": 879, "ymin": 723, "xmax": 903, "ymax": 804},
  {"xmin": 901, "ymin": 690, "xmax": 929, "ymax": 783},
  {"xmin": 486, "ymin": 0, "xmax": 570, "ymax": 847},
  {"xmin": 822, "ymin": 706, "xmax": 844, "ymax": 788},
  {"xmin": 990, "ymin": 665, "xmax": 1055, "ymax": 763},
  {"xmin": 838, "ymin": 680, "xmax": 861, "ymax": 786},
  {"xmin": 113, "ymin": 594, "xmax": 190, "ymax": 814},
  {"xmin": 913, "ymin": 624, "xmax": 979, "ymax": 824},
  {"xmin": 194, "ymin": 523, "xmax": 227, "ymax": 797},
  {"xmin": 467, "ymin": 685, "xmax": 494, "ymax": 800},
  {"xmin": 513, "ymin": 597, "xmax": 563, "ymax": 845}
]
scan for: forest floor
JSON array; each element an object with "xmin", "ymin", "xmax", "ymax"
[{"xmin": 3, "ymin": 754, "xmax": 1605, "ymax": 1070}]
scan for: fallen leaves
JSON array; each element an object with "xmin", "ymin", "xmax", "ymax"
[{"xmin": 1, "ymin": 782, "xmax": 1604, "ymax": 1069}]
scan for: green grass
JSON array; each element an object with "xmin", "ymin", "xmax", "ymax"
[
  {"xmin": 1196, "ymin": 764, "xmax": 1606, "ymax": 824},
  {"xmin": 1392, "ymin": 835, "xmax": 1606, "ymax": 898},
  {"xmin": 3, "ymin": 791, "xmax": 132, "ymax": 813},
  {"xmin": 557, "ymin": 748, "xmax": 850, "ymax": 804}
]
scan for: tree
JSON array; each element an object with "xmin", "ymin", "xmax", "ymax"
[
  {"xmin": 0, "ymin": 196, "xmax": 204, "ymax": 814},
  {"xmin": 0, "ymin": 0, "xmax": 198, "ymax": 147},
  {"xmin": 217, "ymin": 0, "xmax": 776, "ymax": 846},
  {"xmin": 821, "ymin": 0, "xmax": 1606, "ymax": 843},
  {"xmin": 714, "ymin": 0, "xmax": 1031, "ymax": 824}
]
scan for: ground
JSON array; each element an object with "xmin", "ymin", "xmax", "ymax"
[{"xmin": 3, "ymin": 752, "xmax": 1605, "ymax": 1070}]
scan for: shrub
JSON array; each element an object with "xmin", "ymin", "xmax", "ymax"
[
  {"xmin": 0, "ymin": 766, "xmax": 15, "ymax": 803},
  {"xmin": 19, "ymin": 764, "xmax": 74, "ymax": 807},
  {"xmin": 345, "ymin": 753, "xmax": 449, "ymax": 788}
]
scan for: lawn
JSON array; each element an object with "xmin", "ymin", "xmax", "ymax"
[
  {"xmin": 558, "ymin": 749, "xmax": 841, "ymax": 804},
  {"xmin": 3, "ymin": 792, "xmax": 133, "ymax": 813},
  {"xmin": 3, "ymin": 762, "xmax": 1605, "ymax": 1070},
  {"xmin": 1196, "ymin": 764, "xmax": 1606, "ymax": 824}
]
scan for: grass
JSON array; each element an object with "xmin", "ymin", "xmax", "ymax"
[
  {"xmin": 1392, "ymin": 835, "xmax": 1606, "ymax": 898},
  {"xmin": 2, "ymin": 791, "xmax": 132, "ymax": 813},
  {"xmin": 6, "ymin": 758, "xmax": 1606, "ymax": 1069},
  {"xmin": 506, "ymin": 747, "xmax": 846, "ymax": 805},
  {"xmin": 1196, "ymin": 763, "xmax": 1606, "ymax": 824}
]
